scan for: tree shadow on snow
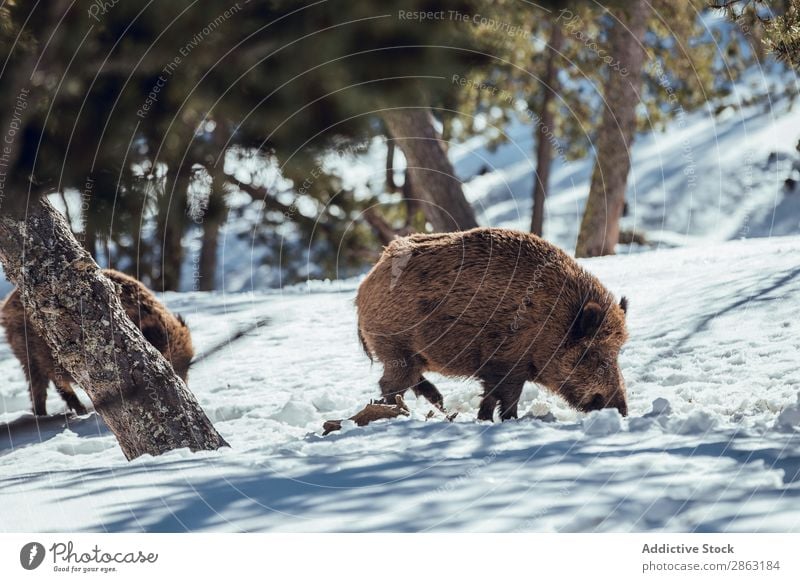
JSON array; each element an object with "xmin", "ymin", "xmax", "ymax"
[
  {"xmin": 647, "ymin": 265, "xmax": 800, "ymax": 366},
  {"xmin": 3, "ymin": 420, "xmax": 799, "ymax": 533},
  {"xmin": 0, "ymin": 411, "xmax": 109, "ymax": 454}
]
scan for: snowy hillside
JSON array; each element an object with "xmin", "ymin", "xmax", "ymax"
[
  {"xmin": 453, "ymin": 66, "xmax": 800, "ymax": 252},
  {"xmin": 2, "ymin": 236, "xmax": 799, "ymax": 532}
]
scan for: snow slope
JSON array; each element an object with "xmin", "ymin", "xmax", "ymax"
[
  {"xmin": 454, "ymin": 67, "xmax": 800, "ymax": 253},
  {"xmin": 1, "ymin": 236, "xmax": 800, "ymax": 532}
]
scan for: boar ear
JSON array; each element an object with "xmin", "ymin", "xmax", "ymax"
[
  {"xmin": 619, "ymin": 296, "xmax": 628, "ymax": 314},
  {"xmin": 575, "ymin": 301, "xmax": 603, "ymax": 338}
]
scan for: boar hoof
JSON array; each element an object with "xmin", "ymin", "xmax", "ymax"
[{"xmin": 477, "ymin": 397, "xmax": 497, "ymax": 422}]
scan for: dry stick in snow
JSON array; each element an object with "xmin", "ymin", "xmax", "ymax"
[
  {"xmin": 322, "ymin": 395, "xmax": 457, "ymax": 435},
  {"xmin": 323, "ymin": 395, "xmax": 411, "ymax": 435}
]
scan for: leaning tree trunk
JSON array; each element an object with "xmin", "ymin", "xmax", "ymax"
[
  {"xmin": 575, "ymin": 0, "xmax": 648, "ymax": 258},
  {"xmin": 381, "ymin": 109, "xmax": 478, "ymax": 232},
  {"xmin": 0, "ymin": 198, "xmax": 228, "ymax": 460},
  {"xmin": 530, "ymin": 22, "xmax": 564, "ymax": 236}
]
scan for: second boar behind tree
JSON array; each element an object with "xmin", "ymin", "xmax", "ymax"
[
  {"xmin": 356, "ymin": 228, "xmax": 629, "ymax": 421},
  {"xmin": 1, "ymin": 269, "xmax": 194, "ymax": 416}
]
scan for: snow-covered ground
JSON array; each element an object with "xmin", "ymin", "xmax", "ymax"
[{"xmin": 1, "ymin": 235, "xmax": 799, "ymax": 532}]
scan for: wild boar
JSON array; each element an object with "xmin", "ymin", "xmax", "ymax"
[
  {"xmin": 1, "ymin": 269, "xmax": 194, "ymax": 416},
  {"xmin": 356, "ymin": 228, "xmax": 629, "ymax": 421}
]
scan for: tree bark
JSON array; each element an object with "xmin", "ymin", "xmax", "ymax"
[
  {"xmin": 154, "ymin": 166, "xmax": 190, "ymax": 291},
  {"xmin": 0, "ymin": 198, "xmax": 228, "ymax": 460},
  {"xmin": 363, "ymin": 207, "xmax": 399, "ymax": 246},
  {"xmin": 198, "ymin": 219, "xmax": 220, "ymax": 292},
  {"xmin": 82, "ymin": 213, "xmax": 98, "ymax": 259},
  {"xmin": 530, "ymin": 23, "xmax": 564, "ymax": 236},
  {"xmin": 385, "ymin": 140, "xmax": 399, "ymax": 193},
  {"xmin": 381, "ymin": 109, "xmax": 478, "ymax": 232},
  {"xmin": 131, "ymin": 183, "xmax": 154, "ymax": 286},
  {"xmin": 198, "ymin": 182, "xmax": 226, "ymax": 291},
  {"xmin": 575, "ymin": 0, "xmax": 648, "ymax": 258}
]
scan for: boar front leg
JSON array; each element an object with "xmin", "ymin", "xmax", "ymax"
[
  {"xmin": 497, "ymin": 382, "xmax": 524, "ymax": 421},
  {"xmin": 477, "ymin": 393, "xmax": 498, "ymax": 421}
]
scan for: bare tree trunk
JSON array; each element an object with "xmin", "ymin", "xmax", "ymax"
[
  {"xmin": 131, "ymin": 184, "xmax": 153, "ymax": 287},
  {"xmin": 740, "ymin": 7, "xmax": 766, "ymax": 63},
  {"xmin": 381, "ymin": 109, "xmax": 478, "ymax": 232},
  {"xmin": 82, "ymin": 213, "xmax": 98, "ymax": 259},
  {"xmin": 198, "ymin": 184, "xmax": 226, "ymax": 292},
  {"xmin": 531, "ymin": 22, "xmax": 564, "ymax": 236},
  {"xmin": 575, "ymin": 0, "xmax": 648, "ymax": 258},
  {"xmin": 385, "ymin": 140, "xmax": 399, "ymax": 193},
  {"xmin": 363, "ymin": 207, "xmax": 400, "ymax": 246},
  {"xmin": 154, "ymin": 166, "xmax": 190, "ymax": 291},
  {"xmin": 198, "ymin": 221, "xmax": 220, "ymax": 291},
  {"xmin": 0, "ymin": 199, "xmax": 228, "ymax": 460}
]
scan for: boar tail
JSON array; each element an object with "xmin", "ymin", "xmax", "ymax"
[{"xmin": 357, "ymin": 327, "xmax": 373, "ymax": 363}]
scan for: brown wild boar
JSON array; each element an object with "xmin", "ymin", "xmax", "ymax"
[
  {"xmin": 1, "ymin": 269, "xmax": 194, "ymax": 416},
  {"xmin": 356, "ymin": 228, "xmax": 629, "ymax": 421}
]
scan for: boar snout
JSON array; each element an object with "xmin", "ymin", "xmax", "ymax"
[
  {"xmin": 614, "ymin": 396, "xmax": 628, "ymax": 417},
  {"xmin": 582, "ymin": 390, "xmax": 628, "ymax": 417}
]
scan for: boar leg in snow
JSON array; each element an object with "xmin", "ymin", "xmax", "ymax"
[
  {"xmin": 378, "ymin": 355, "xmax": 444, "ymax": 408},
  {"xmin": 498, "ymin": 383, "xmax": 524, "ymax": 420},
  {"xmin": 28, "ymin": 366, "xmax": 49, "ymax": 417},
  {"xmin": 7, "ymin": 333, "xmax": 49, "ymax": 415},
  {"xmin": 54, "ymin": 378, "xmax": 87, "ymax": 415},
  {"xmin": 478, "ymin": 370, "xmax": 526, "ymax": 421},
  {"xmin": 411, "ymin": 377, "xmax": 444, "ymax": 411},
  {"xmin": 477, "ymin": 394, "xmax": 498, "ymax": 421}
]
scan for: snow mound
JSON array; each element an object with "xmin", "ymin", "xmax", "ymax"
[
  {"xmin": 774, "ymin": 393, "xmax": 800, "ymax": 433},
  {"xmin": 668, "ymin": 410, "xmax": 718, "ymax": 435},
  {"xmin": 582, "ymin": 408, "xmax": 623, "ymax": 436},
  {"xmin": 269, "ymin": 400, "xmax": 318, "ymax": 428},
  {"xmin": 646, "ymin": 397, "xmax": 672, "ymax": 417}
]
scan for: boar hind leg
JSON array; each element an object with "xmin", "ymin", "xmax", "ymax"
[
  {"xmin": 377, "ymin": 352, "xmax": 434, "ymax": 405},
  {"xmin": 378, "ymin": 360, "xmax": 416, "ymax": 404},
  {"xmin": 412, "ymin": 376, "xmax": 444, "ymax": 410},
  {"xmin": 54, "ymin": 378, "xmax": 87, "ymax": 415},
  {"xmin": 27, "ymin": 366, "xmax": 49, "ymax": 417}
]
